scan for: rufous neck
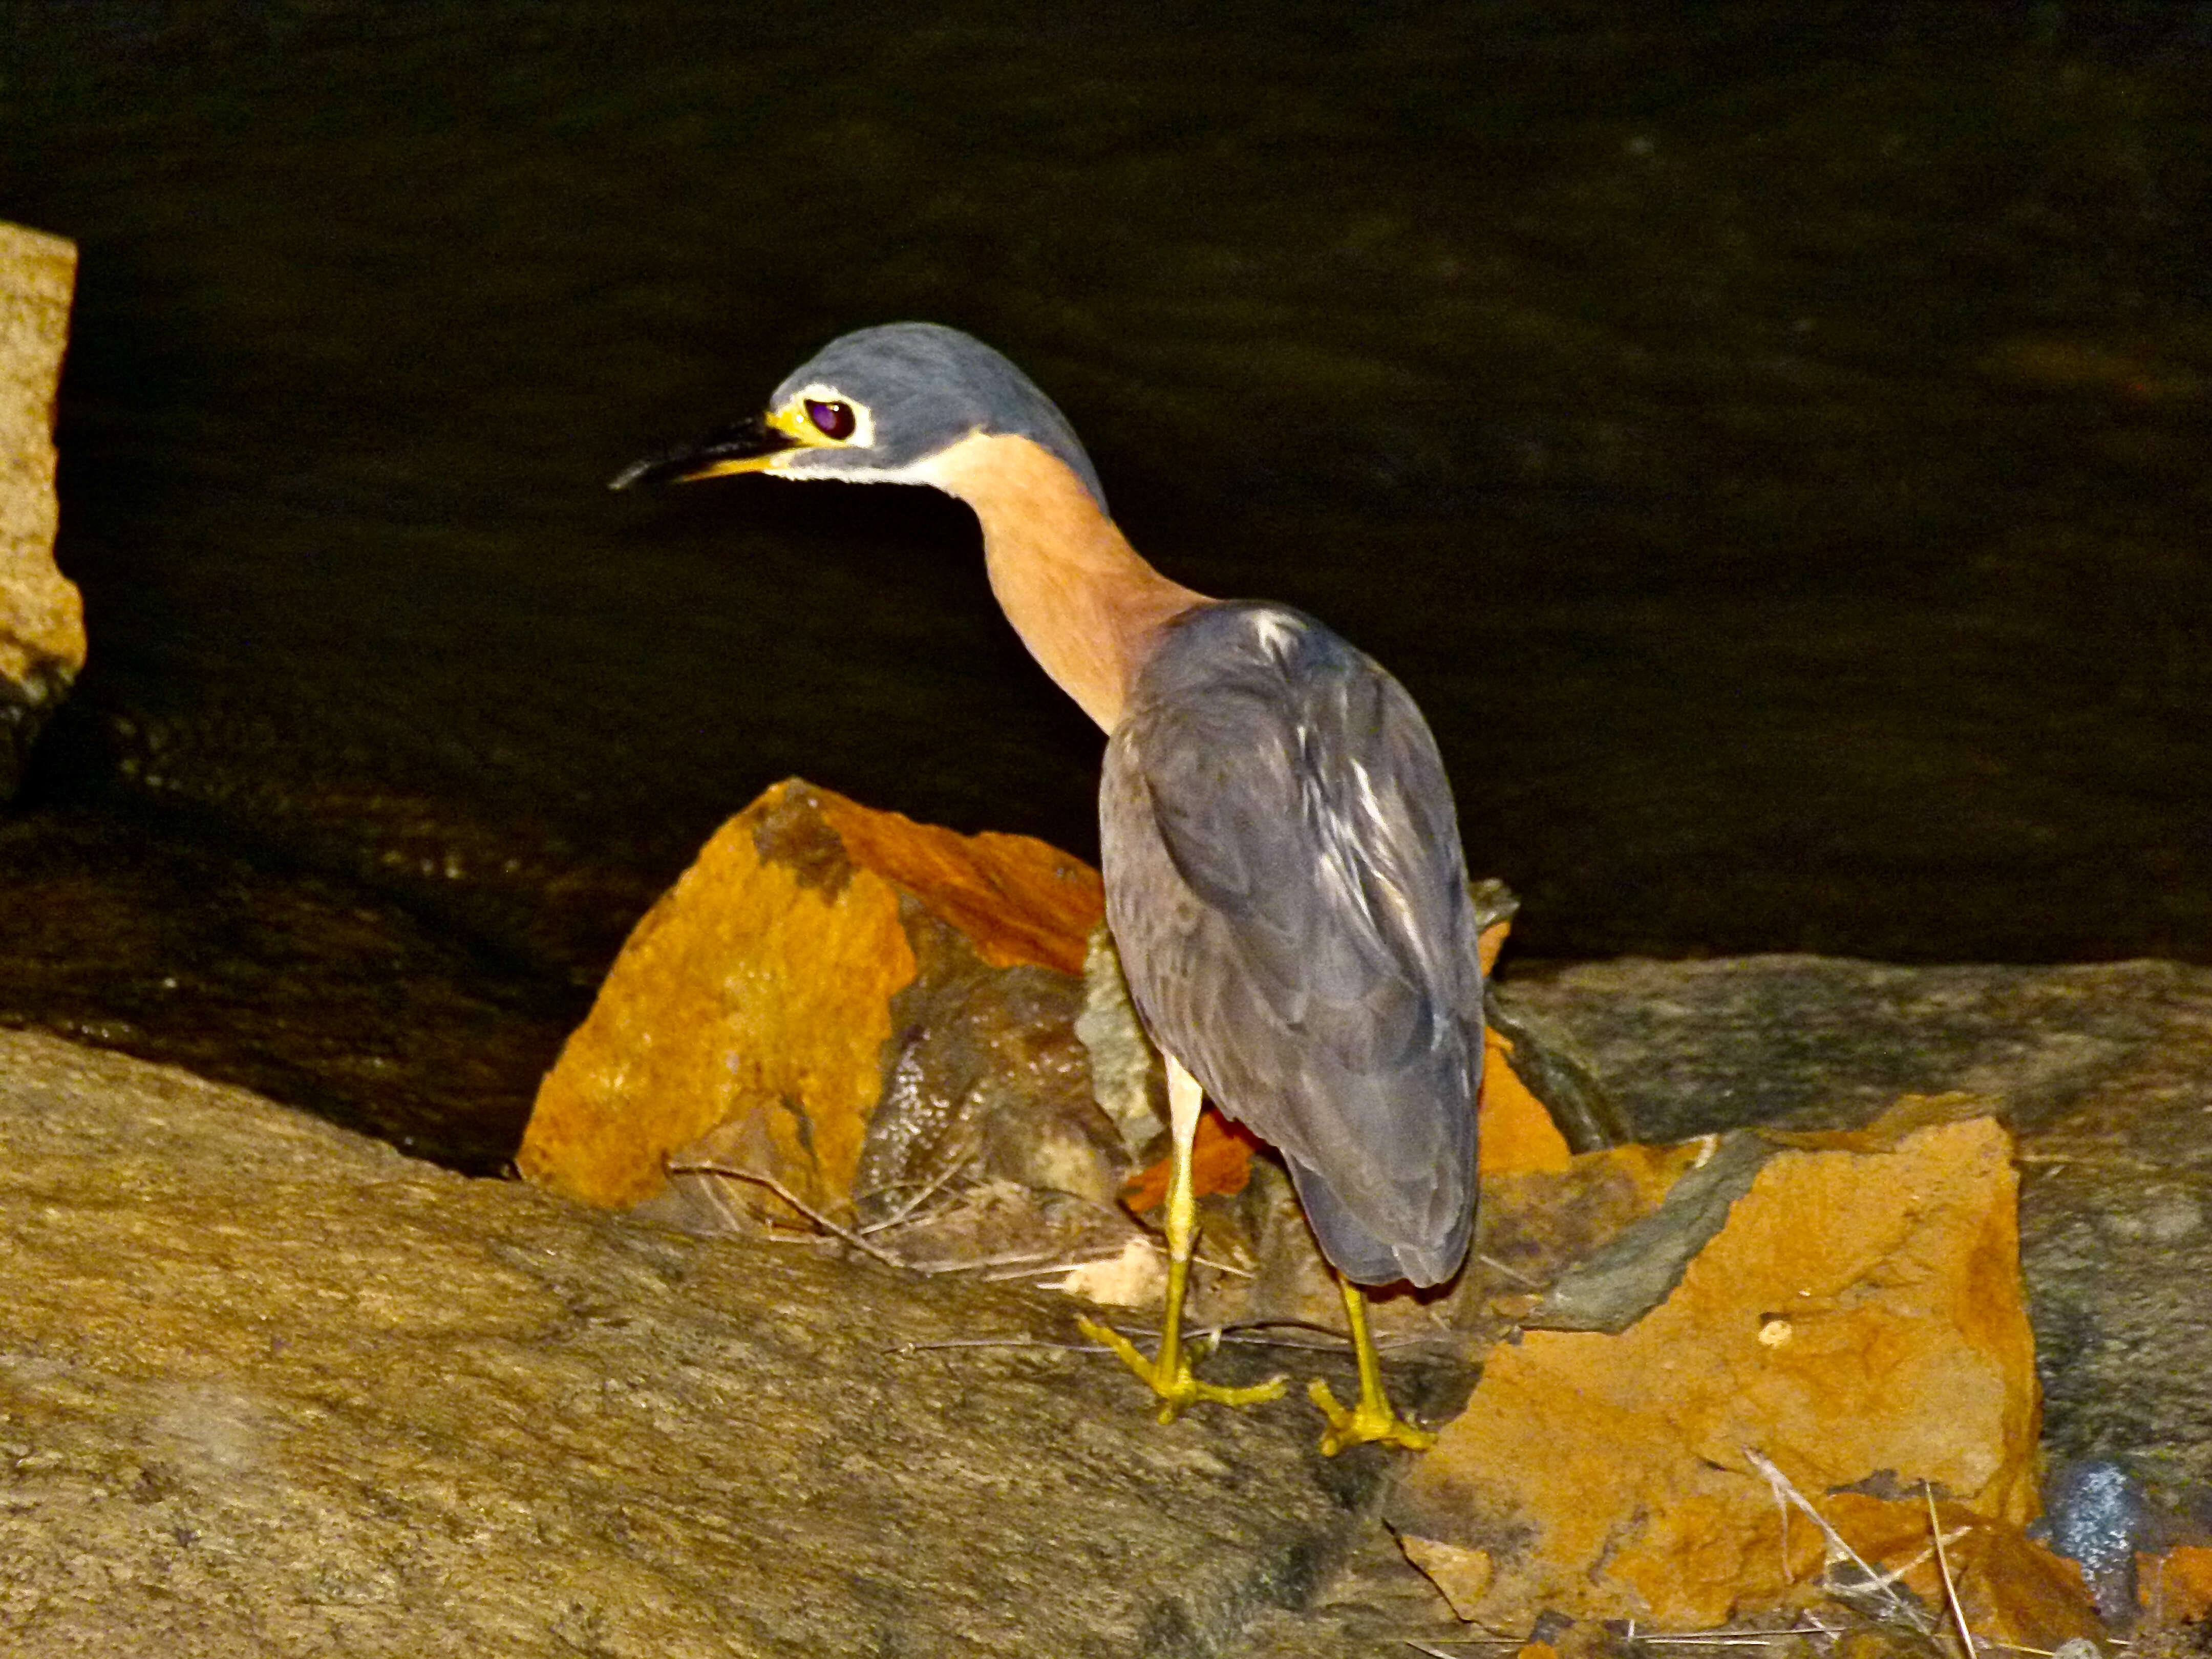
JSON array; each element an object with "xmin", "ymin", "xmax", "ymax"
[{"xmin": 913, "ymin": 431, "xmax": 1208, "ymax": 731}]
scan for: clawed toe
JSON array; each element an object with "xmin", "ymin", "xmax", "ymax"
[
  {"xmin": 1079, "ymin": 1315, "xmax": 1287, "ymax": 1422},
  {"xmin": 1308, "ymin": 1377, "xmax": 1435, "ymax": 1455}
]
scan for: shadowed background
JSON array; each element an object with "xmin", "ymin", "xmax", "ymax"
[{"xmin": 0, "ymin": 0, "xmax": 2207, "ymax": 1168}]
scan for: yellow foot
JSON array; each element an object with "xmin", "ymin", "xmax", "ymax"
[
  {"xmin": 1077, "ymin": 1316, "xmax": 1288, "ymax": 1424},
  {"xmin": 1308, "ymin": 1377, "xmax": 1436, "ymax": 1455}
]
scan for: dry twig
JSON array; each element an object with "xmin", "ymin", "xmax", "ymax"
[
  {"xmin": 668, "ymin": 1158, "xmax": 1118, "ymax": 1282},
  {"xmin": 1089, "ymin": 1317, "xmax": 1436, "ymax": 1355},
  {"xmin": 1633, "ymin": 1631, "xmax": 1841, "ymax": 1647},
  {"xmin": 898, "ymin": 1336, "xmax": 1103, "ymax": 1354},
  {"xmin": 1925, "ymin": 1482, "xmax": 1979, "ymax": 1659},
  {"xmin": 856, "ymin": 1137, "xmax": 980, "ymax": 1235},
  {"xmin": 1741, "ymin": 1446, "xmax": 1929, "ymax": 1631},
  {"xmin": 982, "ymin": 1254, "xmax": 1139, "ymax": 1283},
  {"xmin": 1477, "ymin": 1252, "xmax": 1544, "ymax": 1288},
  {"xmin": 665, "ymin": 1159, "xmax": 910, "ymax": 1269}
]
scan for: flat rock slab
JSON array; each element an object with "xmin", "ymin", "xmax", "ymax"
[
  {"xmin": 0, "ymin": 1030, "xmax": 1384, "ymax": 1657},
  {"xmin": 1501, "ymin": 957, "xmax": 2212, "ymax": 1489}
]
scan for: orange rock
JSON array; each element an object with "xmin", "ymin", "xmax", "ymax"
[
  {"xmin": 1, "ymin": 222, "xmax": 86, "ymax": 795},
  {"xmin": 518, "ymin": 779, "xmax": 1102, "ymax": 1212},
  {"xmin": 2144, "ymin": 1546, "xmax": 2212, "ymax": 1625},
  {"xmin": 1479, "ymin": 1026, "xmax": 1573, "ymax": 1175},
  {"xmin": 1818, "ymin": 1493, "xmax": 2101, "ymax": 1651},
  {"xmin": 805, "ymin": 786, "xmax": 1100, "ymax": 976},
  {"xmin": 1473, "ymin": 904, "xmax": 1571, "ymax": 1174},
  {"xmin": 1477, "ymin": 913, "xmax": 1512, "ymax": 977},
  {"xmin": 1398, "ymin": 1535, "xmax": 1495, "ymax": 1618},
  {"xmin": 1391, "ymin": 1115, "xmax": 2040, "ymax": 1631},
  {"xmin": 1120, "ymin": 1110, "xmax": 1262, "ymax": 1214}
]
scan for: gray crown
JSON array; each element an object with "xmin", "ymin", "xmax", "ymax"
[{"xmin": 773, "ymin": 323, "xmax": 1107, "ymax": 509}]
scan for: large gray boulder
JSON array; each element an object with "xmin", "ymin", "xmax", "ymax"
[{"xmin": 0, "ymin": 1029, "xmax": 1389, "ymax": 1657}]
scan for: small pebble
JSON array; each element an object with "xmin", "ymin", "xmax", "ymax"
[{"xmin": 2042, "ymin": 1459, "xmax": 2147, "ymax": 1625}]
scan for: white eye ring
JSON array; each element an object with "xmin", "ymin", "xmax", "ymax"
[{"xmin": 789, "ymin": 382, "xmax": 875, "ymax": 448}]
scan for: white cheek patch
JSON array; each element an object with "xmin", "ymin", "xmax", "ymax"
[{"xmin": 778, "ymin": 453, "xmax": 949, "ymax": 490}]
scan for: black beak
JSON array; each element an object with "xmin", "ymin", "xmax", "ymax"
[{"xmin": 608, "ymin": 416, "xmax": 799, "ymax": 490}]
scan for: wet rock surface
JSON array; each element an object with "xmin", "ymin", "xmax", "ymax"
[
  {"xmin": 0, "ymin": 221, "xmax": 81, "ymax": 800},
  {"xmin": 1500, "ymin": 957, "xmax": 2212, "ymax": 1489},
  {"xmin": 0, "ymin": 1028, "xmax": 1395, "ymax": 1657}
]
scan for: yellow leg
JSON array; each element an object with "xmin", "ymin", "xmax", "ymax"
[
  {"xmin": 1079, "ymin": 1057, "xmax": 1287, "ymax": 1423},
  {"xmin": 1309, "ymin": 1274, "xmax": 1435, "ymax": 1454}
]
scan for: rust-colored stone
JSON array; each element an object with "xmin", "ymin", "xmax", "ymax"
[
  {"xmin": 2144, "ymin": 1547, "xmax": 2212, "ymax": 1627},
  {"xmin": 1391, "ymin": 1114, "xmax": 2041, "ymax": 1630},
  {"xmin": 1397, "ymin": 1536, "xmax": 1494, "ymax": 1619},
  {"xmin": 1478, "ymin": 1026, "xmax": 1572, "ymax": 1175},
  {"xmin": 810, "ymin": 788, "xmax": 1101, "ymax": 974},
  {"xmin": 1120, "ymin": 1110, "xmax": 1262, "ymax": 1214},
  {"xmin": 1, "ymin": 221, "xmax": 83, "ymax": 797},
  {"xmin": 1476, "ymin": 905, "xmax": 1572, "ymax": 1175},
  {"xmin": 1815, "ymin": 1493, "xmax": 2101, "ymax": 1651},
  {"xmin": 518, "ymin": 779, "xmax": 1102, "ymax": 1212}
]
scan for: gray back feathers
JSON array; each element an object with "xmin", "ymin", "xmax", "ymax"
[{"xmin": 1100, "ymin": 600, "xmax": 1484, "ymax": 1287}]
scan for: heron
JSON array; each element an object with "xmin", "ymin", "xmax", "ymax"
[{"xmin": 614, "ymin": 323, "xmax": 1482, "ymax": 1454}]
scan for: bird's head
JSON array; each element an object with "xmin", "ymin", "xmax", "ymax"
[{"xmin": 611, "ymin": 322, "xmax": 1107, "ymax": 511}]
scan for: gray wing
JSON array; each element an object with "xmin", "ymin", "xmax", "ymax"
[{"xmin": 1100, "ymin": 602, "xmax": 1482, "ymax": 1287}]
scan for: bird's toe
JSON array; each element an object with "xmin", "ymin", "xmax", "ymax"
[
  {"xmin": 1308, "ymin": 1376, "xmax": 1435, "ymax": 1456},
  {"xmin": 1077, "ymin": 1315, "xmax": 1287, "ymax": 1422}
]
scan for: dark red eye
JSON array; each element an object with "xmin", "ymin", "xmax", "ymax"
[{"xmin": 805, "ymin": 398, "xmax": 856, "ymax": 440}]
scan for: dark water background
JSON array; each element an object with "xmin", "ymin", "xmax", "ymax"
[{"xmin": 1, "ymin": 1, "xmax": 2208, "ymax": 1169}]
